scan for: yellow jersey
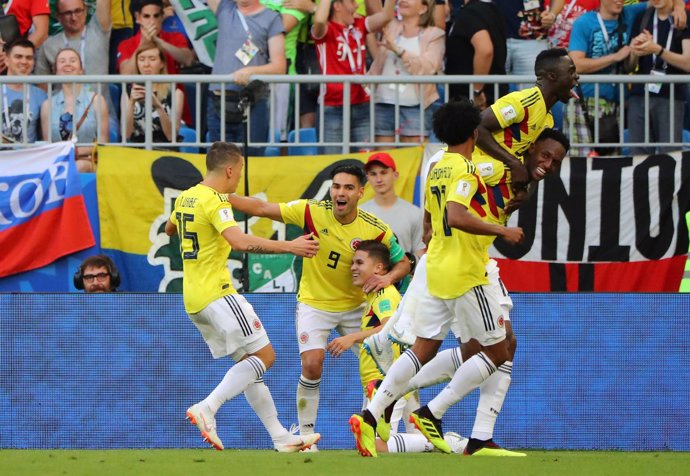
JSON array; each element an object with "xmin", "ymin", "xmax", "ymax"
[
  {"xmin": 478, "ymin": 86, "xmax": 554, "ymax": 161},
  {"xmin": 279, "ymin": 199, "xmax": 404, "ymax": 312},
  {"xmin": 474, "ymin": 151, "xmax": 513, "ymax": 226},
  {"xmin": 359, "ymin": 285, "xmax": 402, "ymax": 390},
  {"xmin": 111, "ymin": 0, "xmax": 133, "ymax": 30},
  {"xmin": 170, "ymin": 184, "xmax": 238, "ymax": 314},
  {"xmin": 425, "ymin": 152, "xmax": 494, "ymax": 299}
]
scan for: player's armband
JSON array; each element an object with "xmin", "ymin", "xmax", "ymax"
[{"xmin": 389, "ymin": 236, "xmax": 405, "ymax": 264}]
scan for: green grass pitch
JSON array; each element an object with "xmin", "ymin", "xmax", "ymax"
[{"xmin": 2, "ymin": 450, "xmax": 689, "ymax": 476}]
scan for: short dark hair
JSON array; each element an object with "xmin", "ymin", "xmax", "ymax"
[
  {"xmin": 80, "ymin": 255, "xmax": 117, "ymax": 276},
  {"xmin": 136, "ymin": 0, "xmax": 164, "ymax": 12},
  {"xmin": 536, "ymin": 128, "xmax": 570, "ymax": 153},
  {"xmin": 4, "ymin": 38, "xmax": 35, "ymax": 54},
  {"xmin": 432, "ymin": 98, "xmax": 481, "ymax": 146},
  {"xmin": 356, "ymin": 240, "xmax": 392, "ymax": 271},
  {"xmin": 331, "ymin": 164, "xmax": 366, "ymax": 186},
  {"xmin": 535, "ymin": 48, "xmax": 569, "ymax": 77},
  {"xmin": 206, "ymin": 142, "xmax": 242, "ymax": 171}
]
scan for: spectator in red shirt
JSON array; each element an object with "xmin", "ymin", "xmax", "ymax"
[
  {"xmin": 0, "ymin": 0, "xmax": 50, "ymax": 72},
  {"xmin": 116, "ymin": 0, "xmax": 195, "ymax": 74},
  {"xmin": 312, "ymin": 0, "xmax": 395, "ymax": 154}
]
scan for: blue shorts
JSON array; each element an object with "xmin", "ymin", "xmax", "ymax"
[{"xmin": 374, "ymin": 103, "xmax": 433, "ymax": 137}]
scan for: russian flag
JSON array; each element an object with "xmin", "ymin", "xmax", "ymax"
[{"xmin": 0, "ymin": 142, "xmax": 95, "ymax": 277}]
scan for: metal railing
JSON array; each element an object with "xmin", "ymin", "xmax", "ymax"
[{"xmin": 2, "ymin": 74, "xmax": 689, "ymax": 153}]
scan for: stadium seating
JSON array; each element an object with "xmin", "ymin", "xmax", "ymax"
[
  {"xmin": 287, "ymin": 128, "xmax": 318, "ymax": 156},
  {"xmin": 178, "ymin": 126, "xmax": 198, "ymax": 154}
]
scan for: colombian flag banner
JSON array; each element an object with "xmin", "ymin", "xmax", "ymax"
[
  {"xmin": 96, "ymin": 146, "xmax": 423, "ymax": 292},
  {"xmin": 0, "ymin": 142, "xmax": 94, "ymax": 277}
]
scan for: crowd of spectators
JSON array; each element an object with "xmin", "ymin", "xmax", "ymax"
[{"xmin": 1, "ymin": 0, "xmax": 690, "ymax": 161}]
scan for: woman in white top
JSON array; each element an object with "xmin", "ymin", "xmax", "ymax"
[{"xmin": 369, "ymin": 0, "xmax": 445, "ymax": 145}]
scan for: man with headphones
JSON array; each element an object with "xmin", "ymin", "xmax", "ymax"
[{"xmin": 74, "ymin": 254, "xmax": 120, "ymax": 293}]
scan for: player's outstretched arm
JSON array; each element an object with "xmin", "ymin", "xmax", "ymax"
[
  {"xmin": 327, "ymin": 320, "xmax": 389, "ymax": 357},
  {"xmin": 227, "ymin": 194, "xmax": 284, "ymax": 222},
  {"xmin": 222, "ymin": 227, "xmax": 319, "ymax": 257},
  {"xmin": 476, "ymin": 108, "xmax": 529, "ymax": 190},
  {"xmin": 447, "ymin": 202, "xmax": 524, "ymax": 245}
]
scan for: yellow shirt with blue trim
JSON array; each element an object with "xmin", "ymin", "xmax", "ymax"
[
  {"xmin": 170, "ymin": 184, "xmax": 238, "ymax": 314},
  {"xmin": 479, "ymin": 86, "xmax": 554, "ymax": 161},
  {"xmin": 425, "ymin": 152, "xmax": 494, "ymax": 299},
  {"xmin": 473, "ymin": 151, "xmax": 513, "ymax": 226},
  {"xmin": 359, "ymin": 285, "xmax": 401, "ymax": 390},
  {"xmin": 279, "ymin": 199, "xmax": 404, "ymax": 312}
]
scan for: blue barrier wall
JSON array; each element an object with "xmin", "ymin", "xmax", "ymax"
[{"xmin": 1, "ymin": 293, "xmax": 689, "ymax": 450}]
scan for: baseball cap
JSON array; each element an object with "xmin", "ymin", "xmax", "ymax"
[{"xmin": 365, "ymin": 152, "xmax": 397, "ymax": 172}]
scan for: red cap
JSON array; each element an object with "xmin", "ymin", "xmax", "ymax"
[{"xmin": 365, "ymin": 152, "xmax": 397, "ymax": 172}]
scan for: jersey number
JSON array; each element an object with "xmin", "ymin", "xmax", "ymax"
[
  {"xmin": 326, "ymin": 251, "xmax": 341, "ymax": 269},
  {"xmin": 176, "ymin": 212, "xmax": 199, "ymax": 259},
  {"xmin": 430, "ymin": 185, "xmax": 452, "ymax": 237}
]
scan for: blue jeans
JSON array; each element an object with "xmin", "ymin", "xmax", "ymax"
[
  {"xmin": 206, "ymin": 91, "xmax": 268, "ymax": 156},
  {"xmin": 321, "ymin": 103, "xmax": 371, "ymax": 154},
  {"xmin": 506, "ymin": 38, "xmax": 547, "ymax": 89},
  {"xmin": 628, "ymin": 94, "xmax": 685, "ymax": 155}
]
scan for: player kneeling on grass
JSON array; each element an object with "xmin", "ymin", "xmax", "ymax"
[
  {"xmin": 165, "ymin": 141, "xmax": 321, "ymax": 452},
  {"xmin": 327, "ymin": 240, "xmax": 467, "ymax": 455}
]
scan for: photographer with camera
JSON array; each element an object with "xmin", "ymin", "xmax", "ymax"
[{"xmin": 123, "ymin": 43, "xmax": 184, "ymax": 145}]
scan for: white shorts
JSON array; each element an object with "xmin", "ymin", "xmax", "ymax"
[
  {"xmin": 390, "ymin": 257, "xmax": 512, "ymax": 346},
  {"xmin": 190, "ymin": 294, "xmax": 270, "ymax": 361},
  {"xmin": 389, "ymin": 255, "xmax": 429, "ymax": 347},
  {"xmin": 296, "ymin": 302, "xmax": 364, "ymax": 353},
  {"xmin": 486, "ymin": 258, "xmax": 513, "ymax": 316}
]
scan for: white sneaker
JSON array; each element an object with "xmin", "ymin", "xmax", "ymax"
[
  {"xmin": 274, "ymin": 426, "xmax": 322, "ymax": 453},
  {"xmin": 444, "ymin": 432, "xmax": 468, "ymax": 454},
  {"xmin": 186, "ymin": 403, "xmax": 224, "ymax": 451},
  {"xmin": 299, "ymin": 443, "xmax": 319, "ymax": 453},
  {"xmin": 362, "ymin": 334, "xmax": 394, "ymax": 374}
]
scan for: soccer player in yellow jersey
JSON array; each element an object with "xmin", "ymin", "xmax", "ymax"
[
  {"xmin": 325, "ymin": 240, "xmax": 401, "ymax": 390},
  {"xmin": 328, "ymin": 239, "xmax": 466, "ymax": 455},
  {"xmin": 475, "ymin": 47, "xmax": 578, "ymax": 192},
  {"xmin": 227, "ymin": 164, "xmax": 411, "ymax": 445},
  {"xmin": 350, "ymin": 99, "xmax": 524, "ymax": 457},
  {"xmin": 164, "ymin": 142, "xmax": 321, "ymax": 452},
  {"xmin": 367, "ymin": 129, "xmax": 569, "ymax": 456}
]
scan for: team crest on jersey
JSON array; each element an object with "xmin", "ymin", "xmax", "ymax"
[
  {"xmin": 498, "ymin": 316, "xmax": 505, "ymax": 328},
  {"xmin": 253, "ymin": 319, "xmax": 262, "ymax": 330},
  {"xmin": 299, "ymin": 332, "xmax": 309, "ymax": 344},
  {"xmin": 350, "ymin": 238, "xmax": 363, "ymax": 250}
]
